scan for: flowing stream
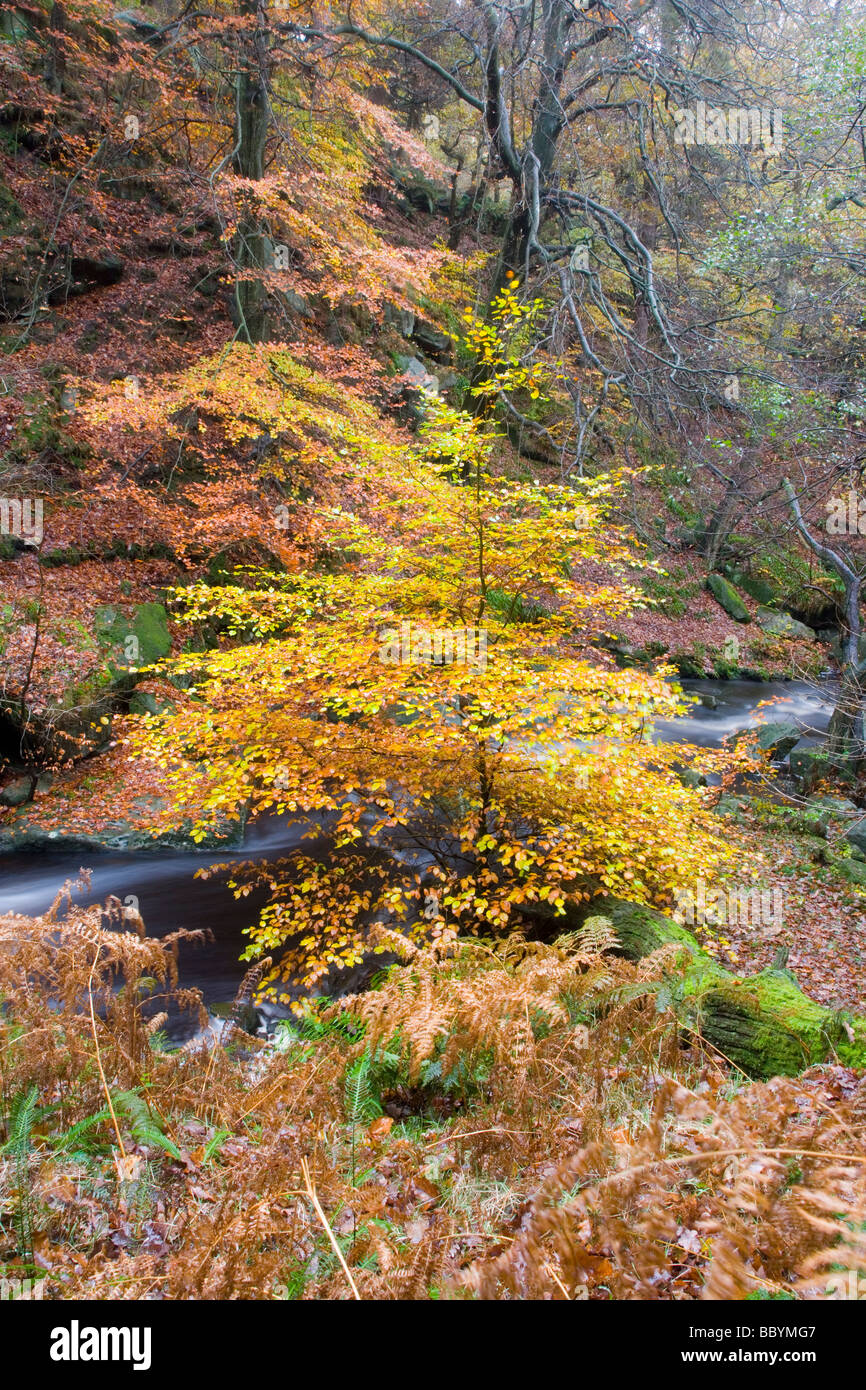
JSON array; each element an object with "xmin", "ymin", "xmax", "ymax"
[{"xmin": 0, "ymin": 679, "xmax": 836, "ymax": 1041}]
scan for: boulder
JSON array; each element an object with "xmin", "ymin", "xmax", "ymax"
[
  {"xmin": 806, "ymin": 795, "xmax": 858, "ymax": 820},
  {"xmin": 497, "ymin": 892, "xmax": 866, "ymax": 1076},
  {"xmin": 598, "ymin": 634, "xmax": 657, "ymax": 668},
  {"xmin": 0, "ymin": 804, "xmax": 247, "ymax": 855},
  {"xmin": 0, "ymin": 262, "xmax": 31, "ymax": 316},
  {"xmin": 128, "ymin": 690, "xmax": 175, "ymax": 718},
  {"xmin": 670, "ymin": 651, "xmax": 707, "ymax": 678},
  {"xmin": 55, "ymin": 252, "xmax": 125, "ymax": 302},
  {"xmin": 755, "ymin": 720, "xmax": 801, "ymax": 760},
  {"xmin": 0, "ymin": 776, "xmax": 35, "ymax": 808},
  {"xmin": 393, "ymin": 356, "xmax": 440, "ymax": 427},
  {"xmin": 283, "ymin": 289, "xmax": 314, "ymax": 321},
  {"xmin": 789, "ymin": 741, "xmax": 828, "ymax": 790},
  {"xmin": 780, "ymin": 806, "xmax": 830, "ymax": 838},
  {"xmin": 1, "ymin": 685, "xmax": 114, "ymax": 764},
  {"xmin": 738, "ymin": 575, "xmax": 779, "ymax": 605},
  {"xmin": 396, "ymin": 355, "xmax": 438, "ymax": 393},
  {"xmin": 755, "ymin": 608, "xmax": 817, "ymax": 641},
  {"xmin": 113, "ymin": 10, "xmax": 162, "ymax": 40},
  {"xmin": 0, "ymin": 602, "xmax": 172, "ymax": 766},
  {"xmin": 844, "ymin": 819, "xmax": 866, "ymax": 857},
  {"xmin": 325, "ymin": 302, "xmax": 375, "ymax": 346},
  {"xmin": 712, "ymin": 795, "xmax": 750, "ymax": 821},
  {"xmin": 71, "ymin": 253, "xmax": 124, "ymax": 284},
  {"xmin": 677, "ymin": 767, "xmax": 708, "ymax": 789},
  {"xmin": 566, "ymin": 897, "xmax": 866, "ymax": 1078},
  {"xmin": 706, "ymin": 573, "xmax": 751, "ymax": 623},
  {"xmin": 384, "ymin": 301, "xmax": 416, "ymax": 337},
  {"xmin": 410, "ymin": 318, "xmax": 452, "ymax": 361},
  {"xmin": 436, "ymin": 368, "xmax": 461, "ymax": 394},
  {"xmin": 790, "ymin": 741, "xmax": 854, "ymax": 792},
  {"xmin": 94, "ymin": 601, "xmax": 171, "ymax": 671},
  {"xmin": 816, "ymin": 628, "xmax": 841, "ymax": 657},
  {"xmin": 833, "ymin": 854, "xmax": 866, "ymax": 886}
]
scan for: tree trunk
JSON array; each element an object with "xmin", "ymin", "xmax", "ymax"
[
  {"xmin": 477, "ymin": 0, "xmax": 569, "ymax": 295},
  {"xmin": 466, "ymin": 0, "xmax": 570, "ymax": 417},
  {"xmin": 783, "ymin": 478, "xmax": 865, "ymax": 769},
  {"xmin": 231, "ymin": 1, "xmax": 270, "ymax": 343},
  {"xmin": 45, "ymin": 2, "xmax": 66, "ymax": 96},
  {"xmin": 700, "ymin": 479, "xmax": 739, "ymax": 570}
]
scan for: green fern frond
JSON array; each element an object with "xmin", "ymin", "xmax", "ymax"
[
  {"xmin": 48, "ymin": 1091, "xmax": 181, "ymax": 1161},
  {"xmin": 113, "ymin": 1090, "xmax": 182, "ymax": 1159},
  {"xmin": 2, "ymin": 1086, "xmax": 39, "ymax": 1263},
  {"xmin": 3, "ymin": 1086, "xmax": 39, "ymax": 1159},
  {"xmin": 344, "ymin": 1049, "xmax": 381, "ymax": 1127}
]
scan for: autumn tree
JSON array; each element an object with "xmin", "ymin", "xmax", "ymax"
[{"xmin": 131, "ymin": 292, "xmax": 732, "ymax": 992}]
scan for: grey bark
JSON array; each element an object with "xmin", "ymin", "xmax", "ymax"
[
  {"xmin": 783, "ymin": 477, "xmax": 865, "ymax": 765},
  {"xmin": 231, "ymin": 0, "xmax": 270, "ymax": 343}
]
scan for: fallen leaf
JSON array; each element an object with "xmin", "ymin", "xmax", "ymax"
[{"xmin": 368, "ymin": 1116, "xmax": 394, "ymax": 1143}]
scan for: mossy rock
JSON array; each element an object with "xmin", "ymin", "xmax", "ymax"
[
  {"xmin": 706, "ymin": 573, "xmax": 751, "ymax": 623},
  {"xmin": 803, "ymin": 833, "xmax": 834, "ymax": 862},
  {"xmin": 698, "ymin": 969, "xmax": 856, "ymax": 1077},
  {"xmin": 0, "ymin": 806, "xmax": 247, "ymax": 856},
  {"xmin": 546, "ymin": 895, "xmax": 866, "ymax": 1078},
  {"xmin": 712, "ymin": 795, "xmax": 750, "ymax": 822},
  {"xmin": 95, "ymin": 601, "xmax": 171, "ymax": 670},
  {"xmin": 669, "ymin": 651, "xmax": 707, "ymax": 678},
  {"xmin": 712, "ymin": 655, "xmax": 742, "ymax": 680},
  {"xmin": 738, "ymin": 575, "xmax": 779, "ymax": 605},
  {"xmin": 756, "ymin": 721, "xmax": 801, "ymax": 759},
  {"xmin": 0, "ymin": 178, "xmax": 23, "ymax": 234},
  {"xmin": 128, "ymin": 690, "xmax": 175, "ymax": 718},
  {"xmin": 832, "ymin": 855, "xmax": 866, "ymax": 887},
  {"xmin": 677, "ymin": 767, "xmax": 708, "ymax": 789},
  {"xmin": 750, "ymin": 799, "xmax": 834, "ymax": 838},
  {"xmin": 806, "ymin": 795, "xmax": 858, "ymax": 820},
  {"xmin": 130, "ymin": 603, "xmax": 171, "ymax": 663},
  {"xmin": 0, "ymin": 603, "xmax": 172, "ymax": 765},
  {"xmin": 790, "ymin": 744, "xmax": 855, "ymax": 792},
  {"xmin": 756, "ymin": 608, "xmax": 817, "ymax": 642}
]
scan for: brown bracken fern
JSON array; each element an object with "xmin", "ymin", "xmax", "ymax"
[{"xmin": 1, "ymin": 889, "xmax": 864, "ymax": 1301}]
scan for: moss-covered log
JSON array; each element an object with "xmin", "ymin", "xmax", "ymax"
[{"xmin": 531, "ymin": 895, "xmax": 866, "ymax": 1079}]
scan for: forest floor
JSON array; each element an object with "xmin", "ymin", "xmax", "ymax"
[
  {"xmin": 712, "ymin": 810, "xmax": 866, "ymax": 1012},
  {"xmin": 2, "ymin": 885, "xmax": 865, "ymax": 1301}
]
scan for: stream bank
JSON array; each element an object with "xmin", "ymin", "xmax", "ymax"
[{"xmin": 0, "ymin": 679, "xmax": 843, "ymax": 1041}]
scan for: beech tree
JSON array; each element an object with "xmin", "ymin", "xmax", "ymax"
[{"xmin": 132, "ymin": 293, "xmax": 736, "ymax": 991}]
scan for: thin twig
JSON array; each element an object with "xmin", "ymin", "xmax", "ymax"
[
  {"xmin": 300, "ymin": 1156, "xmax": 361, "ymax": 1300},
  {"xmin": 87, "ymin": 949, "xmax": 126, "ymax": 1158}
]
